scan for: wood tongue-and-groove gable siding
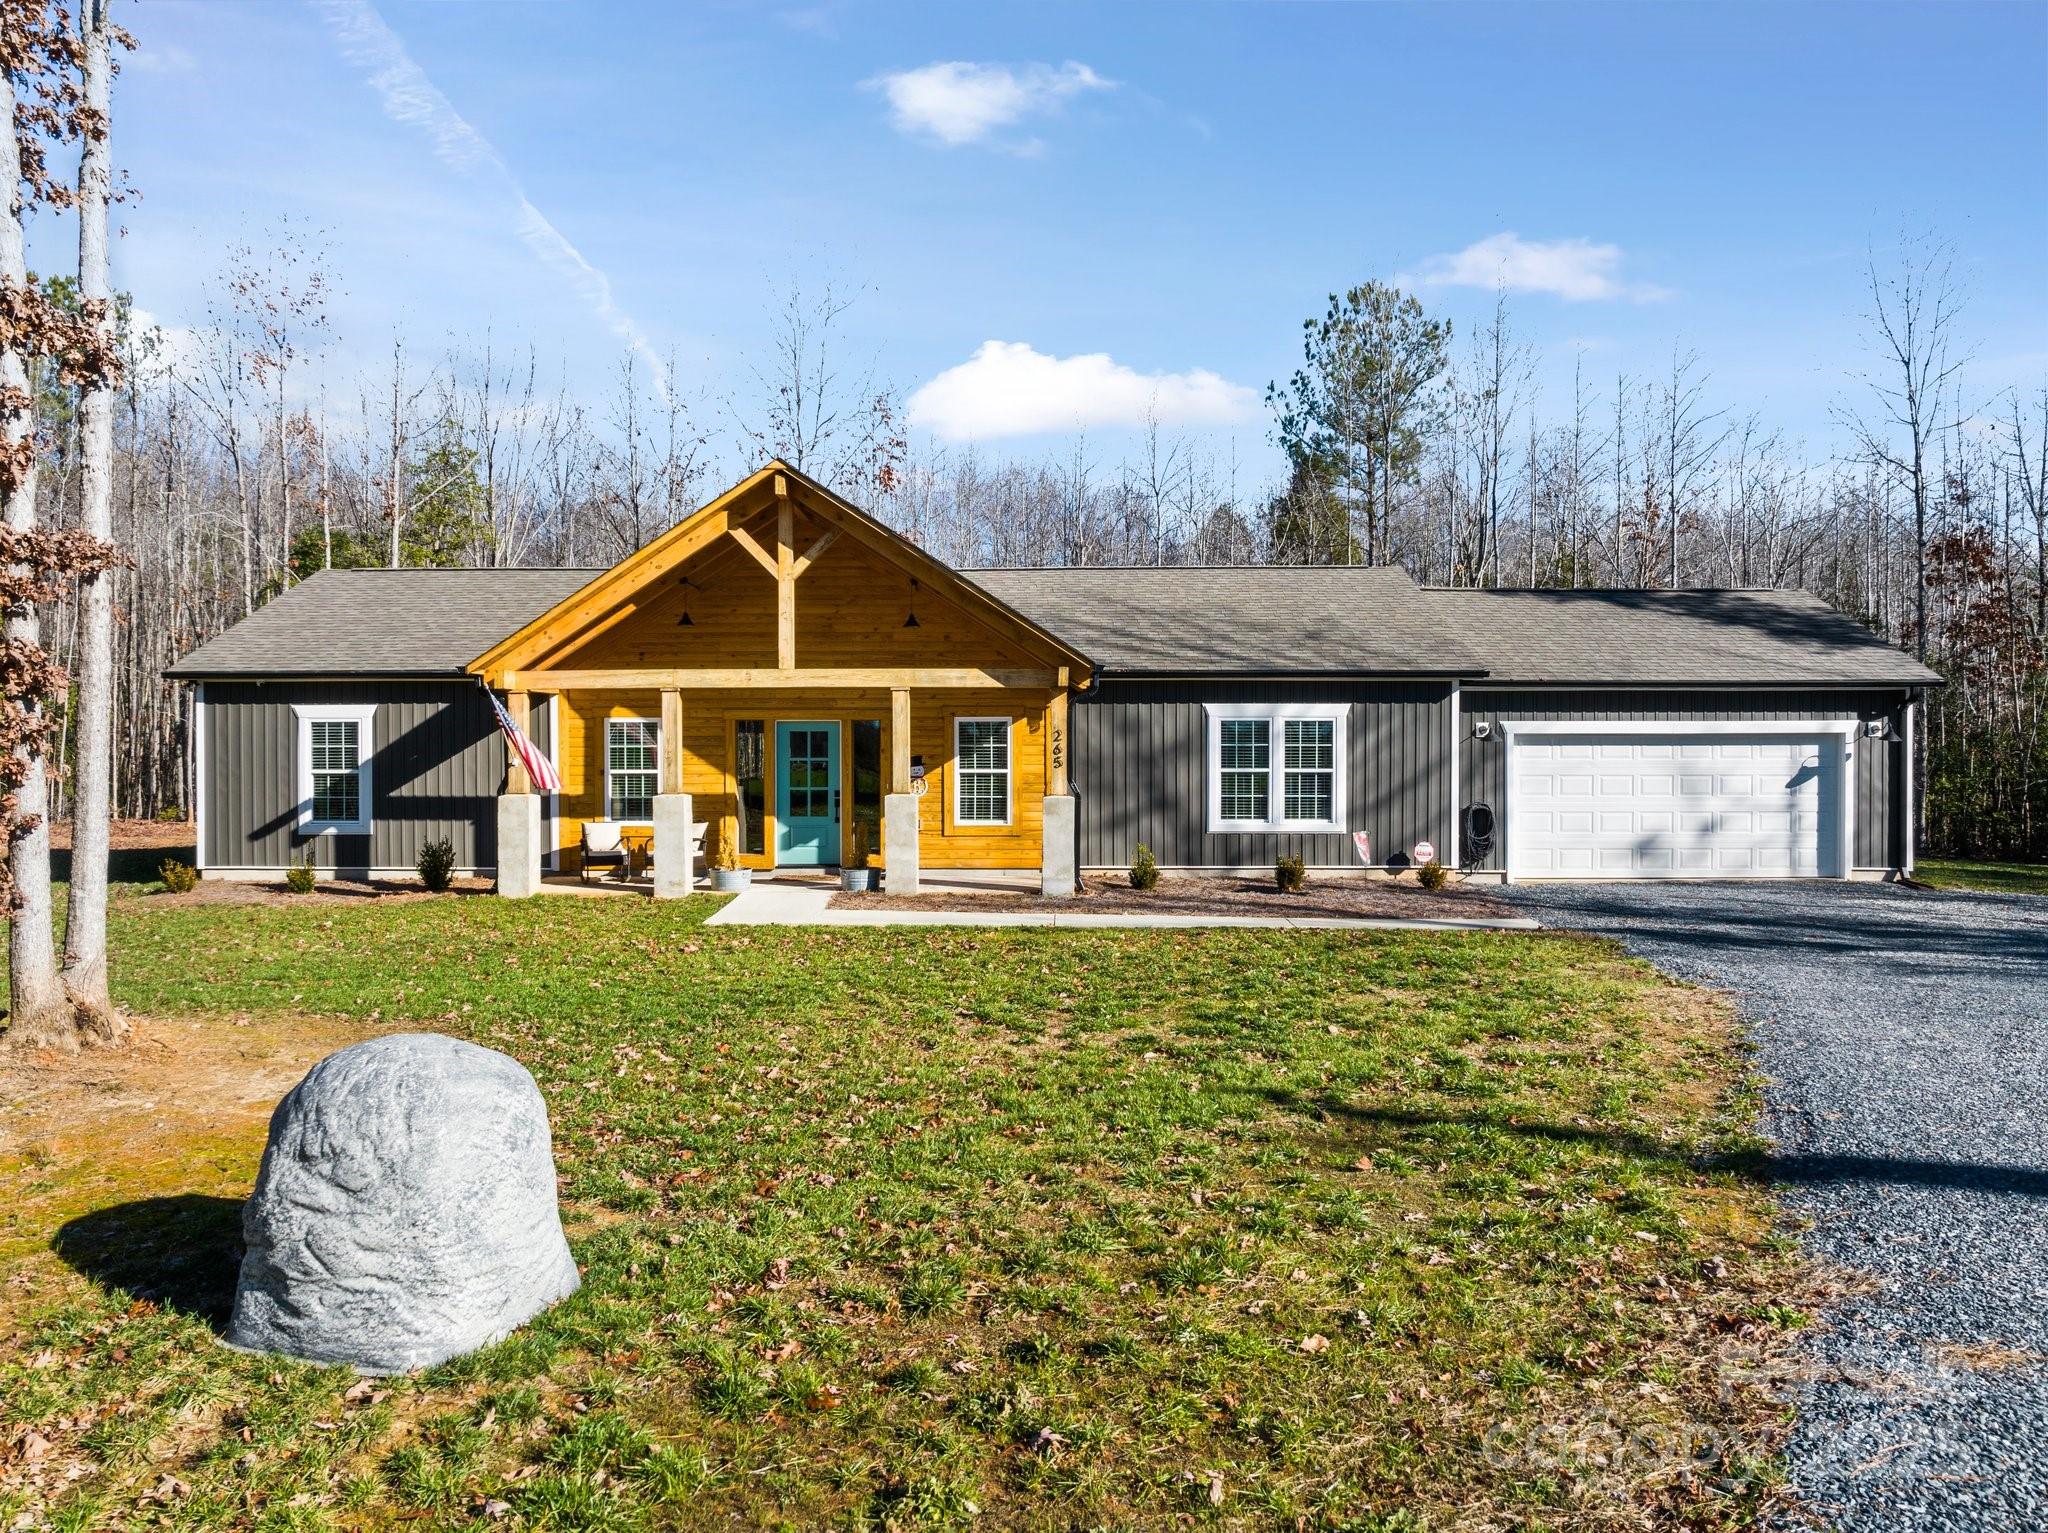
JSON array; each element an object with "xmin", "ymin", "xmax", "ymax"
[{"xmin": 540, "ymin": 505, "xmax": 1055, "ymax": 870}]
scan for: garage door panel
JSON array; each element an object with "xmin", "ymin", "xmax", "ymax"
[{"xmin": 1513, "ymin": 731, "xmax": 1840, "ymax": 880}]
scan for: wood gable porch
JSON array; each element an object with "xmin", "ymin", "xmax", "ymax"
[{"xmin": 468, "ymin": 463, "xmax": 1091, "ymax": 896}]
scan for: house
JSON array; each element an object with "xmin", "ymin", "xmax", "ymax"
[{"xmin": 165, "ymin": 462, "xmax": 1940, "ymax": 892}]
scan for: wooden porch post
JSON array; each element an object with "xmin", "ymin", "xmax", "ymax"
[
  {"xmin": 661, "ymin": 688, "xmax": 684, "ymax": 794},
  {"xmin": 497, "ymin": 688, "xmax": 542, "ymax": 896},
  {"xmin": 885, "ymin": 686, "xmax": 918, "ymax": 894},
  {"xmin": 1041, "ymin": 677, "xmax": 1076, "ymax": 897},
  {"xmin": 653, "ymin": 686, "xmax": 693, "ymax": 898},
  {"xmin": 506, "ymin": 690, "xmax": 533, "ymax": 794},
  {"xmin": 1047, "ymin": 683, "xmax": 1069, "ymax": 797},
  {"xmin": 890, "ymin": 686, "xmax": 912, "ymax": 793}
]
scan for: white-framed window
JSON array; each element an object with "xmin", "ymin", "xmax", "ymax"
[
  {"xmin": 292, "ymin": 703, "xmax": 376, "ymax": 835},
  {"xmin": 1205, "ymin": 703, "xmax": 1347, "ymax": 834},
  {"xmin": 605, "ymin": 717, "xmax": 660, "ymax": 821},
  {"xmin": 954, "ymin": 716, "xmax": 1012, "ymax": 826}
]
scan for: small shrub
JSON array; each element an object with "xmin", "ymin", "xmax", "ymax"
[
  {"xmin": 416, "ymin": 837, "xmax": 456, "ymax": 892},
  {"xmin": 1416, "ymin": 858, "xmax": 1448, "ymax": 891},
  {"xmin": 284, "ymin": 857, "xmax": 317, "ymax": 895},
  {"xmin": 1129, "ymin": 843, "xmax": 1159, "ymax": 890},
  {"xmin": 154, "ymin": 805, "xmax": 186, "ymax": 823},
  {"xmin": 1275, "ymin": 854, "xmax": 1307, "ymax": 894},
  {"xmin": 158, "ymin": 858, "xmax": 198, "ymax": 894}
]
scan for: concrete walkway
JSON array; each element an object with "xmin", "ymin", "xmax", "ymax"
[{"xmin": 702, "ymin": 878, "xmax": 1539, "ymax": 931}]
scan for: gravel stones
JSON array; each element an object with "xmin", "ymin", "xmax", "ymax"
[{"xmin": 1511, "ymin": 881, "xmax": 2048, "ymax": 1531}]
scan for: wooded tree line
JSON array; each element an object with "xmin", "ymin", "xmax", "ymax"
[{"xmin": 43, "ymin": 229, "xmax": 2038, "ymax": 861}]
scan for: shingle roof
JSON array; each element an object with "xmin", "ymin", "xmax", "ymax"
[
  {"xmin": 1431, "ymin": 586, "xmax": 1941, "ymax": 687},
  {"xmin": 964, "ymin": 565, "xmax": 1479, "ymax": 675},
  {"xmin": 164, "ymin": 568, "xmax": 604, "ymax": 678},
  {"xmin": 163, "ymin": 564, "xmax": 1941, "ymax": 689}
]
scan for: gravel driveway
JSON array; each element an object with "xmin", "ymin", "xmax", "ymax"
[{"xmin": 1508, "ymin": 880, "xmax": 2048, "ymax": 1533}]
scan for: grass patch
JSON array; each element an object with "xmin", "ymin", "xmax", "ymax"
[
  {"xmin": 0, "ymin": 894, "xmax": 1813, "ymax": 1529},
  {"xmin": 1917, "ymin": 857, "xmax": 2048, "ymax": 895}
]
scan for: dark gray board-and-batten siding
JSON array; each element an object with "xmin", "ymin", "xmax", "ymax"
[
  {"xmin": 1070, "ymin": 678, "xmax": 1455, "ymax": 870},
  {"xmin": 200, "ymin": 681, "xmax": 512, "ymax": 873},
  {"xmin": 198, "ymin": 676, "xmax": 1914, "ymax": 877},
  {"xmin": 1456, "ymin": 688, "xmax": 1912, "ymax": 873}
]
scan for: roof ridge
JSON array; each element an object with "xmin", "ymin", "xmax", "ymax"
[
  {"xmin": 1429, "ymin": 584, "xmax": 1822, "ymax": 596},
  {"xmin": 301, "ymin": 565, "xmax": 612, "ymax": 574},
  {"xmin": 965, "ymin": 563, "xmax": 1411, "ymax": 573}
]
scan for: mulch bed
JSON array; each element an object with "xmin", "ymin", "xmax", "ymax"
[
  {"xmin": 831, "ymin": 873, "xmax": 1518, "ymax": 921},
  {"xmin": 133, "ymin": 877, "xmax": 497, "ymax": 909}
]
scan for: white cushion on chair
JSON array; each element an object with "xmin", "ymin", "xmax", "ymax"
[{"xmin": 581, "ymin": 821, "xmax": 627, "ymax": 854}]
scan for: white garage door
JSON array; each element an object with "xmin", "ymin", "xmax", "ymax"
[{"xmin": 1509, "ymin": 732, "xmax": 1843, "ymax": 879}]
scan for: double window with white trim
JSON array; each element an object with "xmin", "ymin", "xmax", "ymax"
[
  {"xmin": 605, "ymin": 718, "xmax": 660, "ymax": 821},
  {"xmin": 1205, "ymin": 703, "xmax": 1346, "ymax": 834},
  {"xmin": 293, "ymin": 703, "xmax": 376, "ymax": 835}
]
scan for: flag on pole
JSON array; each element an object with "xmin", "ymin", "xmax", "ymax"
[{"xmin": 488, "ymin": 689, "xmax": 562, "ymax": 793}]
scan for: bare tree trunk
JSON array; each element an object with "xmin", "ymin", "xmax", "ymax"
[
  {"xmin": 1, "ymin": 59, "xmax": 71, "ymax": 1048},
  {"xmin": 387, "ymin": 338, "xmax": 405, "ymax": 566},
  {"xmin": 58, "ymin": 0, "xmax": 121, "ymax": 1040}
]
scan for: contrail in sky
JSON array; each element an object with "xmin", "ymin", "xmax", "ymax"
[{"xmin": 314, "ymin": 0, "xmax": 672, "ymax": 401}]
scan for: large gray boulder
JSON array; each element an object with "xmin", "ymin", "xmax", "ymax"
[{"xmin": 226, "ymin": 1033, "xmax": 580, "ymax": 1374}]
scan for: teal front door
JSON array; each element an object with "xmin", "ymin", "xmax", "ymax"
[{"xmin": 775, "ymin": 721, "xmax": 841, "ymax": 866}]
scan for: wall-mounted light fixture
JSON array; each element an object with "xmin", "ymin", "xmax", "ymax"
[{"xmin": 1471, "ymin": 720, "xmax": 1493, "ymax": 740}]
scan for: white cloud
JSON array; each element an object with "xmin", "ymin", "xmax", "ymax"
[
  {"xmin": 314, "ymin": 0, "xmax": 670, "ymax": 398},
  {"xmin": 908, "ymin": 340, "xmax": 1257, "ymax": 442},
  {"xmin": 1408, "ymin": 232, "xmax": 1671, "ymax": 303},
  {"xmin": 127, "ymin": 306, "xmax": 206, "ymax": 375},
  {"xmin": 865, "ymin": 60, "xmax": 1111, "ymax": 149},
  {"xmin": 128, "ymin": 41, "xmax": 198, "ymax": 75}
]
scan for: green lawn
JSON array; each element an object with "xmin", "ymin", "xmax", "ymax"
[
  {"xmin": 1, "ymin": 891, "xmax": 1810, "ymax": 1531},
  {"xmin": 1917, "ymin": 857, "xmax": 2048, "ymax": 895}
]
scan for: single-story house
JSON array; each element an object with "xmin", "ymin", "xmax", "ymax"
[{"xmin": 165, "ymin": 461, "xmax": 1940, "ymax": 893}]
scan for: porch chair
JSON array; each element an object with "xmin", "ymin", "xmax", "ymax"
[
  {"xmin": 579, "ymin": 820, "xmax": 633, "ymax": 883},
  {"xmin": 641, "ymin": 819, "xmax": 710, "ymax": 884}
]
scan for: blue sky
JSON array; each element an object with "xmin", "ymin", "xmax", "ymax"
[{"xmin": 72, "ymin": 0, "xmax": 2048, "ymax": 486}]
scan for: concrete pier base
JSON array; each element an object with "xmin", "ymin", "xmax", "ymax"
[
  {"xmin": 652, "ymin": 794, "xmax": 694, "ymax": 899},
  {"xmin": 883, "ymin": 793, "xmax": 921, "ymax": 895},
  {"xmin": 495, "ymin": 794, "xmax": 542, "ymax": 898}
]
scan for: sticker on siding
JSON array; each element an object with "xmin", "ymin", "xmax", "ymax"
[
  {"xmin": 1352, "ymin": 831, "xmax": 1372, "ymax": 863},
  {"xmin": 1412, "ymin": 840, "xmax": 1436, "ymax": 865}
]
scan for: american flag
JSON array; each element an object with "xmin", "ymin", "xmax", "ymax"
[{"xmin": 488, "ymin": 690, "xmax": 563, "ymax": 793}]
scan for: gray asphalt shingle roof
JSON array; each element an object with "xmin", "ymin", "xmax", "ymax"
[
  {"xmin": 1431, "ymin": 586, "xmax": 1941, "ymax": 687},
  {"xmin": 163, "ymin": 564, "xmax": 1940, "ymax": 689},
  {"xmin": 964, "ymin": 565, "xmax": 1478, "ymax": 675},
  {"xmin": 164, "ymin": 568, "xmax": 604, "ymax": 678}
]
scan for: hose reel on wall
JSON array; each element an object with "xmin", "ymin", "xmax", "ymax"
[{"xmin": 1461, "ymin": 803, "xmax": 1495, "ymax": 871}]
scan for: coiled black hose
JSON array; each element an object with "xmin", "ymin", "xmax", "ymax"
[{"xmin": 1461, "ymin": 802, "xmax": 1495, "ymax": 871}]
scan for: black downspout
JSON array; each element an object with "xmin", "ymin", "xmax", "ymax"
[{"xmin": 1069, "ymin": 666, "xmax": 1102, "ymax": 882}]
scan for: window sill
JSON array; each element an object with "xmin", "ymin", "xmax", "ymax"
[{"xmin": 1207, "ymin": 821, "xmax": 1343, "ymax": 837}]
